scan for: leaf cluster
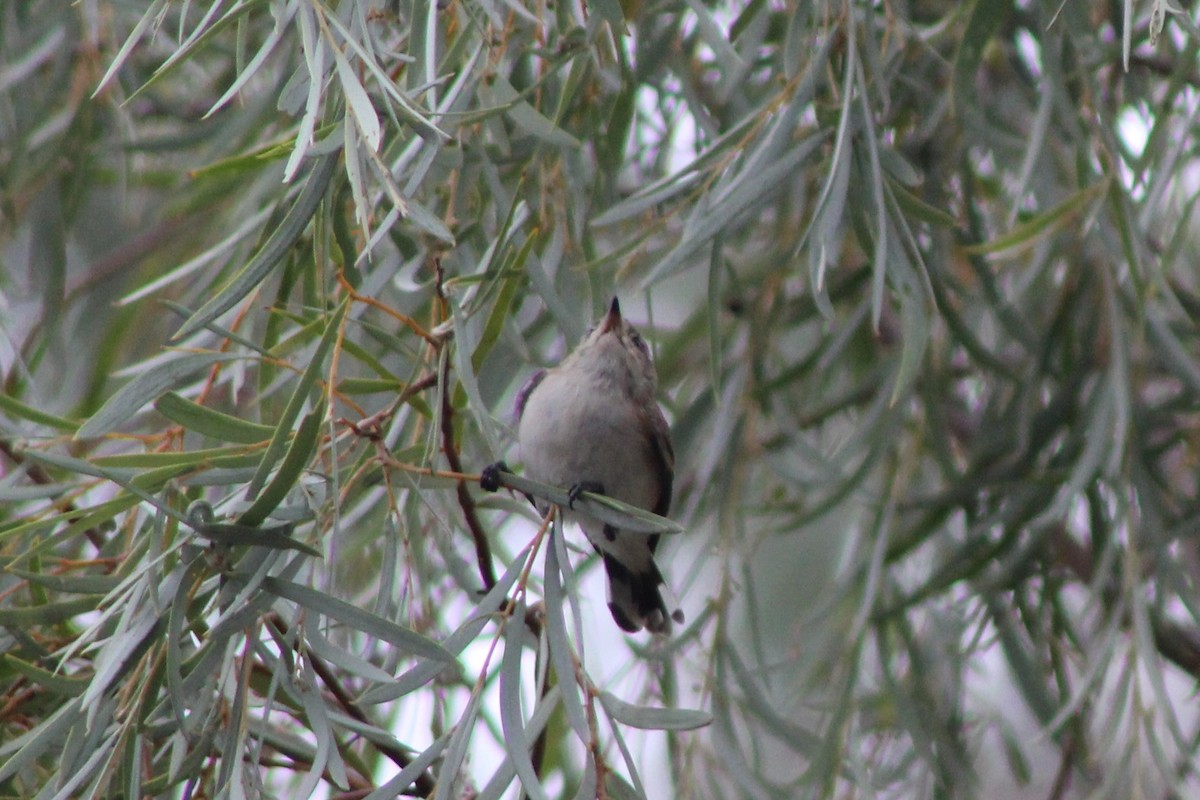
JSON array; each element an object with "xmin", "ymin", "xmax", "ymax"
[{"xmin": 3, "ymin": 0, "xmax": 1200, "ymax": 798}]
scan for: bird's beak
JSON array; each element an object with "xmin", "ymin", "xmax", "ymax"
[{"xmin": 599, "ymin": 297, "xmax": 622, "ymax": 333}]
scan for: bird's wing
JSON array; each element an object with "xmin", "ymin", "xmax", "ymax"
[
  {"xmin": 643, "ymin": 403, "xmax": 674, "ymax": 518},
  {"xmin": 513, "ymin": 369, "xmax": 547, "ymax": 424}
]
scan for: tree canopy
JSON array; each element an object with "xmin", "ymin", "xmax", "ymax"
[{"xmin": 3, "ymin": 0, "xmax": 1200, "ymax": 798}]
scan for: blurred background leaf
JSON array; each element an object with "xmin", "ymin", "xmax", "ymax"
[{"xmin": 3, "ymin": 1, "xmax": 1200, "ymax": 798}]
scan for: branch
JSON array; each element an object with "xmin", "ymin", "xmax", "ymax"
[{"xmin": 432, "ymin": 257, "xmax": 497, "ymax": 591}]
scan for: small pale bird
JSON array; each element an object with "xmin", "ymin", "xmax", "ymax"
[{"xmin": 506, "ymin": 298, "xmax": 682, "ymax": 634}]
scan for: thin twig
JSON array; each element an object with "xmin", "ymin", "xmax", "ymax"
[
  {"xmin": 440, "ymin": 383, "xmax": 497, "ymax": 591},
  {"xmin": 431, "ymin": 258, "xmax": 497, "ymax": 591},
  {"xmin": 338, "ymin": 271, "xmax": 443, "ymax": 346}
]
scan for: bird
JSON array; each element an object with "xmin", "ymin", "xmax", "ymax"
[{"xmin": 494, "ymin": 298, "xmax": 682, "ymax": 634}]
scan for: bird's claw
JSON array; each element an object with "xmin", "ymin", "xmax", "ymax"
[
  {"xmin": 566, "ymin": 481, "xmax": 605, "ymax": 509},
  {"xmin": 480, "ymin": 461, "xmax": 509, "ymax": 492}
]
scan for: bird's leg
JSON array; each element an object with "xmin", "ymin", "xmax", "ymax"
[
  {"xmin": 566, "ymin": 480, "xmax": 605, "ymax": 509},
  {"xmin": 480, "ymin": 461, "xmax": 509, "ymax": 492}
]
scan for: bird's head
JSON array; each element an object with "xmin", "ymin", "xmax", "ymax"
[{"xmin": 571, "ymin": 298, "xmax": 658, "ymax": 395}]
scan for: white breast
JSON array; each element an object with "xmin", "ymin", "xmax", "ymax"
[{"xmin": 517, "ymin": 369, "xmax": 656, "ymax": 512}]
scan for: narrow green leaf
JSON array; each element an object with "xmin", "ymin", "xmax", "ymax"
[
  {"xmin": 569, "ymin": 760, "xmax": 598, "ymax": 800},
  {"xmin": 952, "ymin": 0, "xmax": 1013, "ymax": 114},
  {"xmin": 988, "ymin": 597, "xmax": 1057, "ymax": 725},
  {"xmin": 93, "ymin": 446, "xmax": 259, "ymax": 469},
  {"xmin": 400, "ymin": 193, "xmax": 456, "ymax": 244},
  {"xmin": 362, "ymin": 547, "xmax": 529, "ymax": 704},
  {"xmin": 707, "ymin": 237, "xmax": 723, "ymax": 401},
  {"xmin": 472, "ymin": 270, "xmax": 521, "ymax": 373},
  {"xmin": 6, "ymin": 569, "xmax": 121, "ymax": 595},
  {"xmin": 318, "ymin": 6, "xmax": 448, "ymax": 142},
  {"xmin": 500, "ymin": 597, "xmax": 550, "ymax": 800},
  {"xmin": 16, "ymin": 450, "xmax": 183, "ymax": 529},
  {"xmin": 433, "ymin": 692, "xmax": 484, "ymax": 800},
  {"xmin": 1, "ymin": 655, "xmax": 87, "ymax": 696},
  {"xmin": 155, "ymin": 392, "xmax": 273, "ymax": 444},
  {"xmin": 593, "ymin": 112, "xmax": 765, "ymax": 228},
  {"xmin": 92, "ymin": 0, "xmax": 167, "ymax": 97},
  {"xmin": 0, "ymin": 483, "xmax": 73, "ymax": 502},
  {"xmin": 589, "ymin": 0, "xmax": 625, "ymax": 28},
  {"xmin": 544, "ymin": 528, "xmax": 589, "ymax": 742},
  {"xmin": 166, "ymin": 557, "xmax": 204, "ymax": 739},
  {"xmin": 491, "ymin": 471, "xmax": 683, "ymax": 534},
  {"xmin": 642, "ymin": 135, "xmax": 822, "ymax": 287},
  {"xmin": 82, "ymin": 613, "xmax": 161, "ymax": 716},
  {"xmin": 361, "ymin": 735, "xmax": 449, "ymax": 800},
  {"xmin": 238, "ymin": 403, "xmax": 324, "ymax": 527},
  {"xmin": 76, "ymin": 353, "xmax": 239, "ymax": 439},
  {"xmin": 261, "ymin": 577, "xmax": 453, "ymax": 662},
  {"xmin": 683, "ymin": 0, "xmax": 746, "ymax": 74},
  {"xmin": 477, "ymin": 686, "xmax": 564, "ymax": 800},
  {"xmin": 296, "ymin": 671, "xmax": 349, "ymax": 795},
  {"xmin": 0, "ymin": 392, "xmax": 79, "ymax": 431},
  {"xmin": 0, "ymin": 25, "xmax": 66, "ymax": 93},
  {"xmin": 0, "ymin": 698, "xmax": 82, "ymax": 783},
  {"xmin": 489, "ymin": 75, "xmax": 580, "ymax": 148},
  {"xmin": 244, "ymin": 297, "xmax": 347, "ymax": 499},
  {"xmin": 331, "ymin": 33, "xmax": 381, "ymax": 152},
  {"xmin": 173, "ymin": 152, "xmax": 340, "ymax": 341},
  {"xmin": 603, "ymin": 710, "xmax": 650, "ymax": 799},
  {"xmin": 126, "ymin": 1, "xmax": 262, "ymax": 104},
  {"xmin": 962, "ymin": 181, "xmax": 1109, "ymax": 257},
  {"xmin": 304, "ymin": 614, "xmax": 395, "ymax": 684},
  {"xmin": 1147, "ymin": 311, "xmax": 1200, "ymax": 393},
  {"xmin": 887, "ymin": 178, "xmax": 957, "ymax": 229},
  {"xmin": 203, "ymin": 2, "xmax": 296, "ymax": 117},
  {"xmin": 0, "ymin": 596, "xmax": 100, "ymax": 626},
  {"xmin": 889, "ymin": 282, "xmax": 930, "ymax": 406},
  {"xmin": 190, "ymin": 516, "xmax": 322, "ymax": 557},
  {"xmin": 598, "ymin": 690, "xmax": 712, "ymax": 731}
]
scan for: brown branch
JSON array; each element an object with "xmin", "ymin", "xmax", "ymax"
[
  {"xmin": 338, "ymin": 272, "xmax": 442, "ymax": 346},
  {"xmin": 439, "ymin": 364, "xmax": 497, "ymax": 592},
  {"xmin": 339, "ymin": 372, "xmax": 440, "ymax": 443},
  {"xmin": 1127, "ymin": 53, "xmax": 1200, "ymax": 89},
  {"xmin": 432, "ymin": 257, "xmax": 497, "ymax": 592}
]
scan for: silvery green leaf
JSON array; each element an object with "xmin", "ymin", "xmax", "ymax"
[
  {"xmin": 432, "ymin": 689, "xmax": 483, "ymax": 800},
  {"xmin": 360, "ymin": 547, "xmax": 530, "ymax": 705},
  {"xmin": 173, "ymin": 153, "xmax": 340, "ymax": 341},
  {"xmin": 598, "ymin": 691, "xmax": 712, "ymax": 731},
  {"xmin": 488, "ymin": 75, "xmax": 580, "ymax": 148},
  {"xmin": 499, "ymin": 596, "xmax": 549, "ymax": 800},
  {"xmin": 76, "ymin": 353, "xmax": 241, "ymax": 439},
  {"xmin": 362, "ymin": 735, "xmax": 449, "ymax": 800},
  {"xmin": 261, "ymin": 577, "xmax": 452, "ymax": 662},
  {"xmin": 489, "ymin": 471, "xmax": 683, "ymax": 535},
  {"xmin": 544, "ymin": 526, "xmax": 589, "ymax": 742},
  {"xmin": 0, "ymin": 698, "xmax": 81, "ymax": 783}
]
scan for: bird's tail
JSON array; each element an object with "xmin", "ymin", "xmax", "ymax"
[{"xmin": 601, "ymin": 553, "xmax": 683, "ymax": 635}]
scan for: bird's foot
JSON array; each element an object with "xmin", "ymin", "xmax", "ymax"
[
  {"xmin": 480, "ymin": 461, "xmax": 509, "ymax": 492},
  {"xmin": 566, "ymin": 480, "xmax": 605, "ymax": 509}
]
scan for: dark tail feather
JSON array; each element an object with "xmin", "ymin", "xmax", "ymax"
[{"xmin": 601, "ymin": 553, "xmax": 679, "ymax": 634}]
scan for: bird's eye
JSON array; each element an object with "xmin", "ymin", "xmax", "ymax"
[{"xmin": 628, "ymin": 330, "xmax": 650, "ymax": 357}]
